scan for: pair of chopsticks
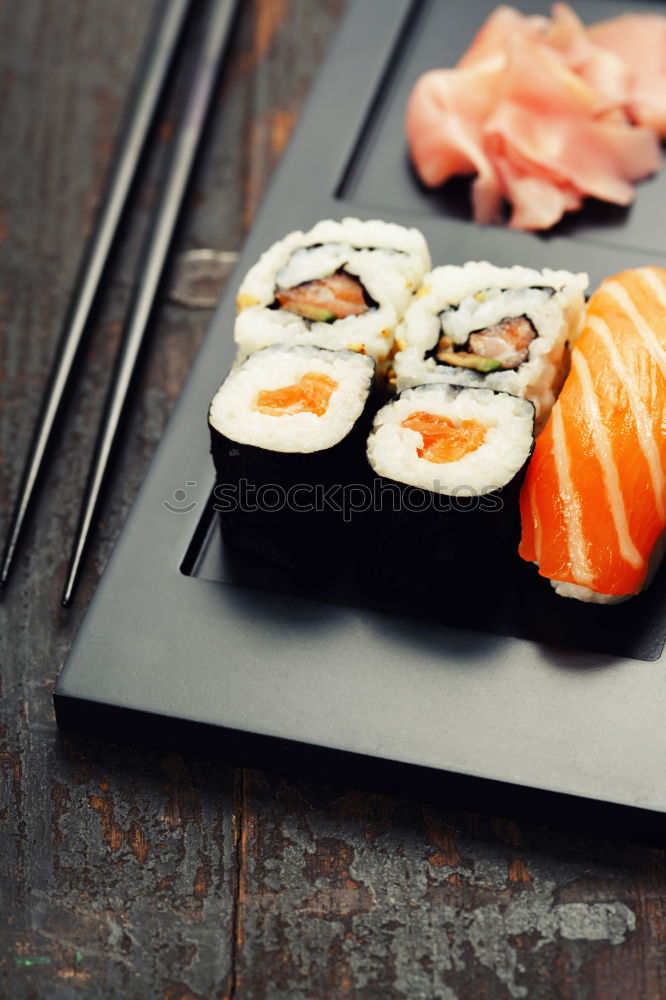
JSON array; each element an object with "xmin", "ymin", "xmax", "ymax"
[{"xmin": 0, "ymin": 0, "xmax": 238, "ymax": 605}]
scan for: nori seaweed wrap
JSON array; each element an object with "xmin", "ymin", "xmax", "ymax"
[
  {"xmin": 209, "ymin": 345, "xmax": 375, "ymax": 569},
  {"xmin": 365, "ymin": 383, "xmax": 535, "ymax": 592}
]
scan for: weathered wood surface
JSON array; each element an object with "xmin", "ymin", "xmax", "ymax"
[{"xmin": 1, "ymin": 1, "xmax": 666, "ymax": 997}]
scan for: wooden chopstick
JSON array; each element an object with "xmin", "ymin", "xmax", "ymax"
[
  {"xmin": 0, "ymin": 0, "xmax": 192, "ymax": 589},
  {"xmin": 61, "ymin": 0, "xmax": 239, "ymax": 607}
]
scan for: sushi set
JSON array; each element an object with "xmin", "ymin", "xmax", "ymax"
[
  {"xmin": 55, "ymin": 0, "xmax": 666, "ymax": 815},
  {"xmin": 210, "ymin": 219, "xmax": 666, "ymax": 607}
]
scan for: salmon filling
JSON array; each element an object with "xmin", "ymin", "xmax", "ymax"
[
  {"xmin": 275, "ymin": 270, "xmax": 371, "ymax": 323},
  {"xmin": 437, "ymin": 315, "xmax": 536, "ymax": 373},
  {"xmin": 255, "ymin": 372, "xmax": 338, "ymax": 417},
  {"xmin": 402, "ymin": 411, "xmax": 487, "ymax": 463}
]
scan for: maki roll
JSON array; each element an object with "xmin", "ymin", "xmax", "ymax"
[
  {"xmin": 520, "ymin": 266, "xmax": 666, "ymax": 603},
  {"xmin": 234, "ymin": 217, "xmax": 431, "ymax": 363},
  {"xmin": 392, "ymin": 262, "xmax": 587, "ymax": 428},
  {"xmin": 209, "ymin": 345, "xmax": 375, "ymax": 569},
  {"xmin": 366, "ymin": 383, "xmax": 535, "ymax": 588}
]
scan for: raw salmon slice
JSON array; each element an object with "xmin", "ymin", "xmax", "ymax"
[
  {"xmin": 438, "ymin": 316, "xmax": 537, "ymax": 371},
  {"xmin": 519, "ymin": 266, "xmax": 666, "ymax": 599},
  {"xmin": 276, "ymin": 271, "xmax": 370, "ymax": 322},
  {"xmin": 403, "ymin": 411, "xmax": 487, "ymax": 463},
  {"xmin": 255, "ymin": 373, "xmax": 338, "ymax": 417}
]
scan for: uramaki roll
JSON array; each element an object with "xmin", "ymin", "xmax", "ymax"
[
  {"xmin": 234, "ymin": 218, "xmax": 431, "ymax": 363},
  {"xmin": 392, "ymin": 261, "xmax": 587, "ymax": 428}
]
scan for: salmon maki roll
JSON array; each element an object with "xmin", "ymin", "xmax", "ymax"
[
  {"xmin": 367, "ymin": 382, "xmax": 535, "ymax": 589},
  {"xmin": 209, "ymin": 345, "xmax": 375, "ymax": 569},
  {"xmin": 519, "ymin": 266, "xmax": 666, "ymax": 602}
]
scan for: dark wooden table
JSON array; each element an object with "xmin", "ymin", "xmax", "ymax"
[{"xmin": 2, "ymin": 2, "xmax": 666, "ymax": 997}]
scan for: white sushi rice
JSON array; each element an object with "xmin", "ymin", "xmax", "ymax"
[
  {"xmin": 367, "ymin": 384, "xmax": 534, "ymax": 496},
  {"xmin": 550, "ymin": 580, "xmax": 627, "ymax": 604},
  {"xmin": 393, "ymin": 262, "xmax": 588, "ymax": 425},
  {"xmin": 234, "ymin": 218, "xmax": 431, "ymax": 363},
  {"xmin": 209, "ymin": 346, "xmax": 374, "ymax": 454}
]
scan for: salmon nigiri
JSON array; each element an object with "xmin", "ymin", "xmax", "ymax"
[{"xmin": 519, "ymin": 266, "xmax": 666, "ymax": 602}]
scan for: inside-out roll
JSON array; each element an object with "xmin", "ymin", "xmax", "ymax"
[
  {"xmin": 366, "ymin": 383, "xmax": 535, "ymax": 585},
  {"xmin": 209, "ymin": 345, "xmax": 375, "ymax": 568},
  {"xmin": 234, "ymin": 218, "xmax": 431, "ymax": 363},
  {"xmin": 392, "ymin": 262, "xmax": 587, "ymax": 427}
]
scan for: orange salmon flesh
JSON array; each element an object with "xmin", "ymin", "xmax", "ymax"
[
  {"xmin": 255, "ymin": 372, "xmax": 338, "ymax": 417},
  {"xmin": 518, "ymin": 265, "xmax": 666, "ymax": 597},
  {"xmin": 276, "ymin": 271, "xmax": 370, "ymax": 321},
  {"xmin": 402, "ymin": 411, "xmax": 487, "ymax": 463}
]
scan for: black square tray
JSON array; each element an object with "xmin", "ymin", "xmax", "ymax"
[{"xmin": 55, "ymin": 0, "xmax": 666, "ymax": 813}]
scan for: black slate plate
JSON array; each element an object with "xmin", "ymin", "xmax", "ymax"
[{"xmin": 55, "ymin": 0, "xmax": 666, "ymax": 813}]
